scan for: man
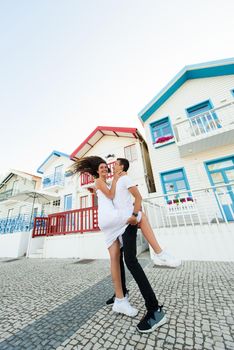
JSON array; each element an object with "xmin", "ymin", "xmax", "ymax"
[
  {"xmin": 107, "ymin": 157, "xmax": 181, "ymax": 303},
  {"xmin": 109, "ymin": 157, "xmax": 169, "ymax": 333}
]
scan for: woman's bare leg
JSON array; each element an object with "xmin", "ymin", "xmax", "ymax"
[
  {"xmin": 108, "ymin": 239, "xmax": 124, "ymax": 299},
  {"xmin": 139, "ymin": 213, "xmax": 162, "ymax": 254}
]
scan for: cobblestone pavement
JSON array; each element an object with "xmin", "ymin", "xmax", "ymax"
[{"xmin": 0, "ymin": 254, "xmax": 234, "ymax": 350}]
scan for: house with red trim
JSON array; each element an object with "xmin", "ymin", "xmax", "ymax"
[{"xmin": 28, "ymin": 126, "xmax": 154, "ymax": 259}]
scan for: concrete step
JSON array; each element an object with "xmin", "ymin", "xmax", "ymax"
[{"xmin": 28, "ymin": 254, "xmax": 43, "ymax": 259}]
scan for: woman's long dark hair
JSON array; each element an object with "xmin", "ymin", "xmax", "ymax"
[{"xmin": 69, "ymin": 156, "xmax": 108, "ymax": 178}]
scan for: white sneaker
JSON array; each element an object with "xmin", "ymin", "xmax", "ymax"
[
  {"xmin": 153, "ymin": 250, "xmax": 181, "ymax": 268},
  {"xmin": 112, "ymin": 298, "xmax": 138, "ymax": 317}
]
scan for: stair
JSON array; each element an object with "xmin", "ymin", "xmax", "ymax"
[{"xmin": 28, "ymin": 248, "xmax": 44, "ymax": 259}]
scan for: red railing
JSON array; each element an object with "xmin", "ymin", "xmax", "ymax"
[
  {"xmin": 32, "ymin": 206, "xmax": 99, "ymax": 237},
  {"xmin": 33, "ymin": 217, "xmax": 49, "ymax": 237},
  {"xmin": 80, "ymin": 161, "xmax": 115, "ymax": 186},
  {"xmin": 80, "ymin": 173, "xmax": 94, "ymax": 186}
]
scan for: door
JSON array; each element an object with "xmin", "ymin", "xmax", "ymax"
[{"xmin": 206, "ymin": 157, "xmax": 234, "ymax": 221}]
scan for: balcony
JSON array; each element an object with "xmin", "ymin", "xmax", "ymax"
[
  {"xmin": 0, "ymin": 189, "xmax": 21, "ymax": 203},
  {"xmin": 143, "ymin": 182, "xmax": 234, "ymax": 228},
  {"xmin": 42, "ymin": 173, "xmax": 64, "ymax": 190},
  {"xmin": 32, "ymin": 206, "xmax": 99, "ymax": 237},
  {"xmin": 80, "ymin": 161, "xmax": 115, "ymax": 187},
  {"xmin": 173, "ymin": 101, "xmax": 234, "ymax": 157},
  {"xmin": 0, "ymin": 189, "xmax": 13, "ymax": 202}
]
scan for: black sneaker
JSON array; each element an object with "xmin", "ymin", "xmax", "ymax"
[
  {"xmin": 106, "ymin": 290, "xmax": 129, "ymax": 305},
  {"xmin": 136, "ymin": 306, "xmax": 167, "ymax": 333}
]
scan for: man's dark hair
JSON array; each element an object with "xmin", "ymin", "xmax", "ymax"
[{"xmin": 117, "ymin": 158, "xmax": 129, "ymax": 172}]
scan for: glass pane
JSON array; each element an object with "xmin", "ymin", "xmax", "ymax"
[
  {"xmin": 130, "ymin": 145, "xmax": 137, "ymax": 160},
  {"xmin": 153, "ymin": 129, "xmax": 162, "ymax": 138},
  {"xmin": 165, "ymin": 183, "xmax": 175, "ymax": 192},
  {"xmin": 162, "ymin": 126, "xmax": 171, "ymax": 136},
  {"xmin": 208, "ymin": 160, "xmax": 233, "ymax": 171},
  {"xmin": 124, "ymin": 147, "xmax": 131, "ymax": 160},
  {"xmin": 163, "ymin": 171, "xmax": 183, "ymax": 181},
  {"xmin": 176, "ymin": 180, "xmax": 187, "ymax": 190},
  {"xmin": 211, "ymin": 172, "xmax": 225, "ymax": 184},
  {"xmin": 225, "ymin": 169, "xmax": 234, "ymax": 182}
]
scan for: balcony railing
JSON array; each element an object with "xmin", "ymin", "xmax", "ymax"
[
  {"xmin": 42, "ymin": 173, "xmax": 64, "ymax": 188},
  {"xmin": 0, "ymin": 189, "xmax": 14, "ymax": 202},
  {"xmin": 0, "ymin": 214, "xmax": 33, "ymax": 234},
  {"xmin": 143, "ymin": 183, "xmax": 234, "ymax": 229},
  {"xmin": 173, "ymin": 101, "xmax": 234, "ymax": 144},
  {"xmin": 80, "ymin": 161, "xmax": 115, "ymax": 186},
  {"xmin": 32, "ymin": 206, "xmax": 99, "ymax": 237}
]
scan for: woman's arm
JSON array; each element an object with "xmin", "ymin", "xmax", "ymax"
[{"xmin": 95, "ymin": 178, "xmax": 117, "ymax": 199}]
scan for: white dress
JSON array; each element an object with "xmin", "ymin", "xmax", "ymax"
[{"xmin": 96, "ymin": 187, "xmax": 130, "ymax": 248}]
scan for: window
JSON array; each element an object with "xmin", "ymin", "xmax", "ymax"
[
  {"xmin": 124, "ymin": 144, "xmax": 137, "ymax": 162},
  {"xmin": 54, "ymin": 165, "xmax": 63, "ymax": 183},
  {"xmin": 150, "ymin": 117, "xmax": 174, "ymax": 144},
  {"xmin": 161, "ymin": 168, "xmax": 190, "ymax": 196},
  {"xmin": 186, "ymin": 100, "xmax": 212, "ymax": 117},
  {"xmin": 64, "ymin": 194, "xmax": 72, "ymax": 210},
  {"xmin": 53, "ymin": 200, "xmax": 61, "ymax": 207},
  {"xmin": 231, "ymin": 89, "xmax": 234, "ymax": 97}
]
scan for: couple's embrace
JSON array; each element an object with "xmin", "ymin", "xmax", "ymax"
[{"xmin": 73, "ymin": 156, "xmax": 180, "ymax": 333}]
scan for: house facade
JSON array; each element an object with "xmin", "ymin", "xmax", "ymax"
[
  {"xmin": 139, "ymin": 58, "xmax": 234, "ymax": 261},
  {"xmin": 29, "ymin": 126, "xmax": 153, "ymax": 259},
  {"xmin": 0, "ymin": 170, "xmax": 42, "ymax": 257}
]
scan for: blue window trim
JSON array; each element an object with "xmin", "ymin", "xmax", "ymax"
[
  {"xmin": 204, "ymin": 155, "xmax": 234, "ymax": 179},
  {"xmin": 185, "ymin": 99, "xmax": 214, "ymax": 118},
  {"xmin": 204, "ymin": 155, "xmax": 234, "ymax": 221},
  {"xmin": 64, "ymin": 194, "xmax": 72, "ymax": 210},
  {"xmin": 231, "ymin": 89, "xmax": 234, "ymax": 97},
  {"xmin": 149, "ymin": 116, "xmax": 174, "ymax": 145},
  {"xmin": 160, "ymin": 167, "xmax": 191, "ymax": 199}
]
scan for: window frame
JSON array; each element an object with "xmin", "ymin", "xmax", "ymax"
[
  {"xmin": 160, "ymin": 167, "xmax": 191, "ymax": 200},
  {"xmin": 150, "ymin": 117, "xmax": 174, "ymax": 145},
  {"xmin": 124, "ymin": 144, "xmax": 137, "ymax": 162},
  {"xmin": 64, "ymin": 194, "xmax": 72, "ymax": 211}
]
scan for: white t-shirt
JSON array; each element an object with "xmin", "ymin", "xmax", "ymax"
[{"xmin": 113, "ymin": 175, "xmax": 136, "ymax": 217}]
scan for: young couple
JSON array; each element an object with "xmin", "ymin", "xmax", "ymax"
[{"xmin": 73, "ymin": 156, "xmax": 180, "ymax": 333}]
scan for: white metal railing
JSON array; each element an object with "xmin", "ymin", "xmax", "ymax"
[
  {"xmin": 143, "ymin": 183, "xmax": 234, "ymax": 229},
  {"xmin": 173, "ymin": 101, "xmax": 234, "ymax": 143},
  {"xmin": 42, "ymin": 173, "xmax": 64, "ymax": 188}
]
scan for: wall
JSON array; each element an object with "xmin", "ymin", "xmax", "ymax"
[
  {"xmin": 0, "ymin": 231, "xmax": 30, "ymax": 258},
  {"xmin": 143, "ymin": 75, "xmax": 234, "ymax": 195},
  {"xmin": 150, "ymin": 224, "xmax": 234, "ymax": 261}
]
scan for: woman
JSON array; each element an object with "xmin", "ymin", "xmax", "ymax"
[{"xmin": 72, "ymin": 156, "xmax": 139, "ymax": 317}]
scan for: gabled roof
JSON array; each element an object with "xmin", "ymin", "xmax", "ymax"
[
  {"xmin": 70, "ymin": 126, "xmax": 144, "ymax": 160},
  {"xmin": 138, "ymin": 57, "xmax": 234, "ymax": 123},
  {"xmin": 37, "ymin": 150, "xmax": 69, "ymax": 174},
  {"xmin": 0, "ymin": 170, "xmax": 41, "ymax": 190}
]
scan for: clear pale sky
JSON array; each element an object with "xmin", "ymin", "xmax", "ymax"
[{"xmin": 0, "ymin": 0, "xmax": 233, "ymax": 176}]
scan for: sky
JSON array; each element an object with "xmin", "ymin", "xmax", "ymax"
[{"xmin": 0, "ymin": 0, "xmax": 233, "ymax": 177}]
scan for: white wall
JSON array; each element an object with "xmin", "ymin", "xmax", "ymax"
[
  {"xmin": 0, "ymin": 231, "xmax": 30, "ymax": 258},
  {"xmin": 143, "ymin": 75, "xmax": 234, "ymax": 194},
  {"xmin": 150, "ymin": 223, "xmax": 234, "ymax": 261},
  {"xmin": 40, "ymin": 230, "xmax": 148, "ymax": 259}
]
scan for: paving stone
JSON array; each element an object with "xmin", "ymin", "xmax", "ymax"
[{"xmin": 0, "ymin": 257, "xmax": 233, "ymax": 350}]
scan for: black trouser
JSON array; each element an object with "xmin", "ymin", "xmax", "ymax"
[{"xmin": 122, "ymin": 224, "xmax": 159, "ymax": 312}]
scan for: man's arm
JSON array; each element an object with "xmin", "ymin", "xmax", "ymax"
[{"xmin": 128, "ymin": 186, "xmax": 142, "ymax": 225}]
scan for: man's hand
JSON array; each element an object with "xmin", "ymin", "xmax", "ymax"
[{"xmin": 127, "ymin": 215, "xmax": 138, "ymax": 225}]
